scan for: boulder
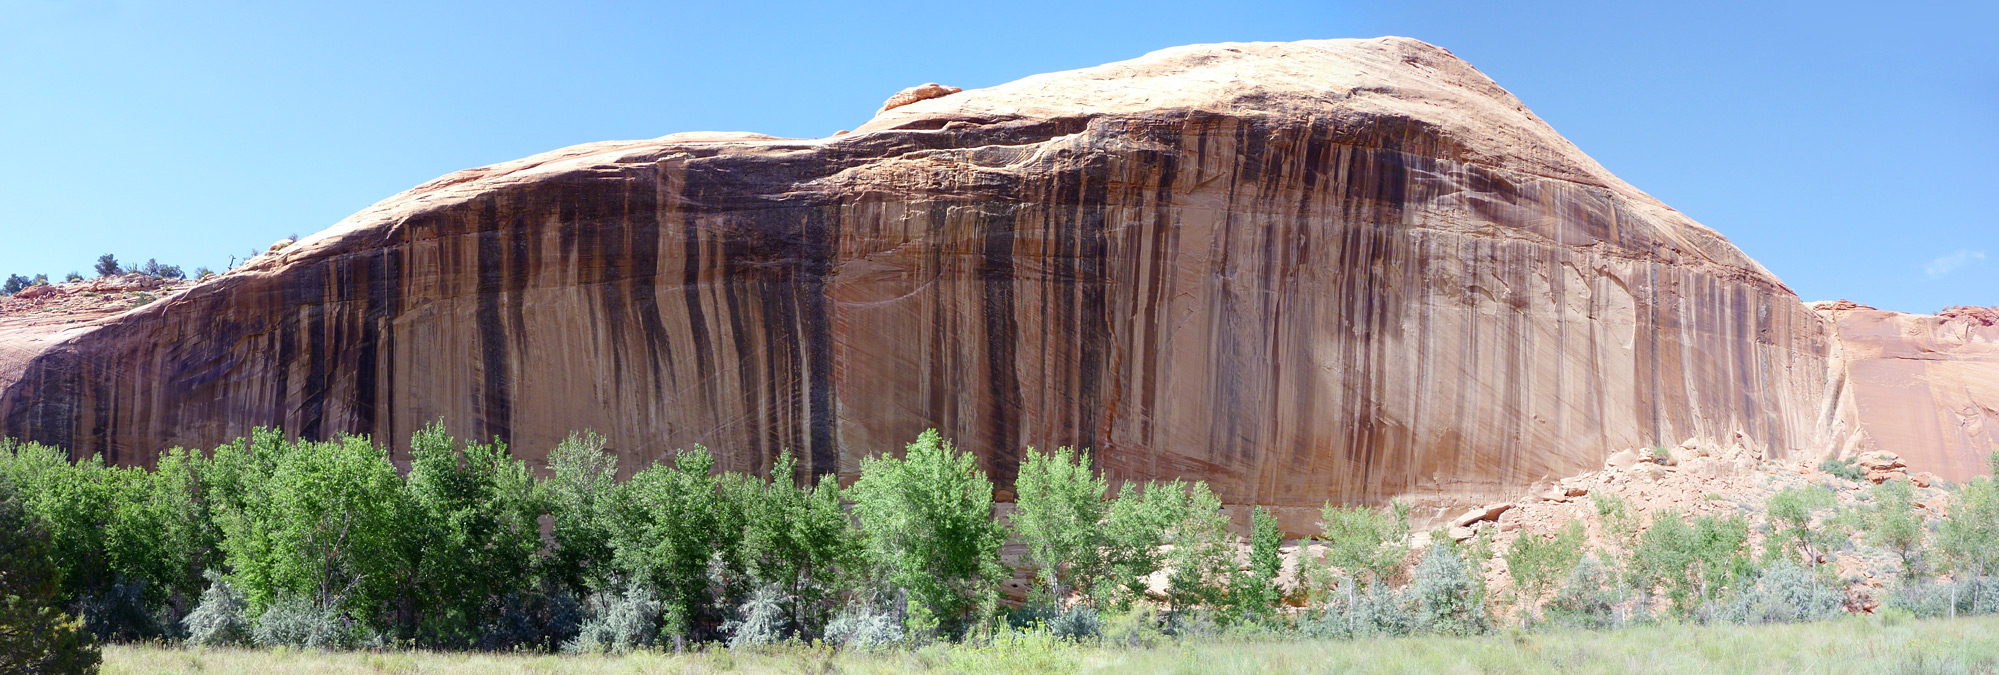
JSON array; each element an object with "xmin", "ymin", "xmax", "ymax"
[
  {"xmin": 878, "ymin": 82, "xmax": 962, "ymax": 112},
  {"xmin": 1452, "ymin": 502, "xmax": 1513, "ymax": 528},
  {"xmin": 1605, "ymin": 450, "xmax": 1640, "ymax": 471}
]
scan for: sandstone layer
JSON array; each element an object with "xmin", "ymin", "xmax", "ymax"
[
  {"xmin": 1816, "ymin": 302, "xmax": 1999, "ymax": 482},
  {"xmin": 0, "ymin": 37, "xmax": 1972, "ymax": 509}
]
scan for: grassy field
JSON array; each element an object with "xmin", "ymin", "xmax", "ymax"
[{"xmin": 106, "ymin": 615, "xmax": 1999, "ymax": 675}]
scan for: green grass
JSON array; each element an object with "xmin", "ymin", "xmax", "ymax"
[{"xmin": 106, "ymin": 615, "xmax": 1999, "ymax": 675}]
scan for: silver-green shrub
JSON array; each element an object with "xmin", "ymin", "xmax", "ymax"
[{"xmin": 182, "ymin": 570, "xmax": 249, "ymax": 647}]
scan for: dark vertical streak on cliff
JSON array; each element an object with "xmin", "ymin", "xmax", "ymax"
[
  {"xmin": 979, "ymin": 202, "xmax": 1022, "ymax": 486},
  {"xmin": 476, "ymin": 200, "xmax": 513, "ymax": 445},
  {"xmin": 801, "ymin": 207, "xmax": 839, "ymax": 479}
]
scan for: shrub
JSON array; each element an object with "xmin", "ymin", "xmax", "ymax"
[
  {"xmin": 183, "ymin": 570, "xmax": 251, "ymax": 647},
  {"xmin": 1864, "ymin": 478, "xmax": 1927, "ymax": 580},
  {"xmin": 1506, "ymin": 521, "xmax": 1586, "ymax": 618},
  {"xmin": 1633, "ymin": 512, "xmax": 1754, "ymax": 614},
  {"xmin": 824, "ymin": 598, "xmax": 905, "ymax": 651},
  {"xmin": 1011, "ymin": 446, "xmax": 1109, "ymax": 602},
  {"xmin": 476, "ymin": 587, "xmax": 583, "ymax": 652},
  {"xmin": 1714, "ymin": 562, "xmax": 1844, "ymax": 625},
  {"xmin": 564, "ymin": 582, "xmax": 663, "ymax": 654},
  {"xmin": 79, "ymin": 577, "xmax": 173, "ymax": 641},
  {"xmin": 64, "ymin": 271, "xmax": 82, "ymax": 283},
  {"xmin": 848, "ymin": 430, "xmax": 1006, "ymax": 640},
  {"xmin": 723, "ymin": 584, "xmax": 788, "ymax": 650},
  {"xmin": 94, "ymin": 254, "xmax": 120, "ymax": 277},
  {"xmin": 0, "ymin": 479, "xmax": 100, "ymax": 673},
  {"xmin": 1883, "ymin": 577, "xmax": 1999, "ymax": 618},
  {"xmin": 1045, "ymin": 604, "xmax": 1101, "ymax": 642},
  {"xmin": 1313, "ymin": 580, "xmax": 1413, "ymax": 638},
  {"xmin": 1543, "ymin": 553, "xmax": 1636, "ymax": 630},
  {"xmin": 1765, "ymin": 485, "xmax": 1842, "ymax": 568},
  {"xmin": 1, "ymin": 274, "xmax": 30, "ymax": 295},
  {"xmin": 1820, "ymin": 457, "xmax": 1866, "ymax": 482},
  {"xmin": 1097, "ymin": 481, "xmax": 1184, "ymax": 606},
  {"xmin": 1409, "ymin": 544, "xmax": 1488, "ymax": 636},
  {"xmin": 252, "ymin": 595, "xmax": 359, "ymax": 649}
]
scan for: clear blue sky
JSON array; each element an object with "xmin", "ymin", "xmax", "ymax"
[{"xmin": 3, "ymin": 1, "xmax": 1992, "ymax": 313}]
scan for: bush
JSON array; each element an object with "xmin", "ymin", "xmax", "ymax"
[
  {"xmin": 0, "ymin": 479, "xmax": 100, "ymax": 673},
  {"xmin": 1409, "ymin": 544, "xmax": 1488, "ymax": 636},
  {"xmin": 183, "ymin": 570, "xmax": 250, "ymax": 647},
  {"xmin": 1506, "ymin": 521, "xmax": 1586, "ymax": 617},
  {"xmin": 1883, "ymin": 576, "xmax": 1999, "ymax": 618},
  {"xmin": 1865, "ymin": 478, "xmax": 1927, "ymax": 580},
  {"xmin": 1313, "ymin": 580, "xmax": 1414, "ymax": 638},
  {"xmin": 1714, "ymin": 562, "xmax": 1844, "ymax": 625},
  {"xmin": 849, "ymin": 430, "xmax": 1006, "ymax": 640},
  {"xmin": 1161, "ymin": 482, "xmax": 1235, "ymax": 615},
  {"xmin": 1544, "ymin": 554, "xmax": 1638, "ymax": 630},
  {"xmin": 94, "ymin": 254, "xmax": 120, "ymax": 278},
  {"xmin": 564, "ymin": 582, "xmax": 663, "ymax": 654},
  {"xmin": 1045, "ymin": 604, "xmax": 1101, "ymax": 642},
  {"xmin": 1633, "ymin": 512, "xmax": 1754, "ymax": 614},
  {"xmin": 1307, "ymin": 502, "xmax": 1410, "ymax": 608},
  {"xmin": 252, "ymin": 596, "xmax": 359, "ymax": 649},
  {"xmin": 476, "ymin": 588, "xmax": 582, "ymax": 652},
  {"xmin": 723, "ymin": 584, "xmax": 787, "ymax": 650},
  {"xmin": 79, "ymin": 577, "xmax": 174, "ymax": 641},
  {"xmin": 735, "ymin": 450, "xmax": 858, "ymax": 641},
  {"xmin": 824, "ymin": 598, "xmax": 905, "ymax": 651},
  {"xmin": 1820, "ymin": 457, "xmax": 1866, "ymax": 482},
  {"xmin": 609, "ymin": 445, "xmax": 743, "ymax": 643},
  {"xmin": 2, "ymin": 274, "xmax": 30, "ymax": 295},
  {"xmin": 1937, "ymin": 455, "xmax": 1999, "ymax": 580}
]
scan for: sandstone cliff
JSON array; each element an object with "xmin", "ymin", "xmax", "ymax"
[
  {"xmin": 0, "ymin": 37, "xmax": 1969, "ymax": 508},
  {"xmin": 1815, "ymin": 302, "xmax": 1999, "ymax": 482}
]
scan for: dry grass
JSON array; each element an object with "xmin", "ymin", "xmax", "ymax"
[{"xmin": 107, "ymin": 614, "xmax": 1999, "ymax": 675}]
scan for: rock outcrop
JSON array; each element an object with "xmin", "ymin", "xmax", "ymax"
[
  {"xmin": 0, "ymin": 37, "xmax": 1981, "ymax": 509},
  {"xmin": 1817, "ymin": 303, "xmax": 1999, "ymax": 482}
]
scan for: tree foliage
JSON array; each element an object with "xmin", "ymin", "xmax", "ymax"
[{"xmin": 848, "ymin": 430, "xmax": 1006, "ymax": 640}]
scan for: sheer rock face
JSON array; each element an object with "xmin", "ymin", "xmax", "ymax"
[
  {"xmin": 0, "ymin": 37, "xmax": 1888, "ymax": 505},
  {"xmin": 1820, "ymin": 305, "xmax": 1999, "ymax": 483}
]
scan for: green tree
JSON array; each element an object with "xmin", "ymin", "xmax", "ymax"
[
  {"xmin": 1505, "ymin": 521, "xmax": 1585, "ymax": 621},
  {"xmin": 1097, "ymin": 481, "xmax": 1182, "ymax": 606},
  {"xmin": 1937, "ymin": 454, "xmax": 1999, "ymax": 591},
  {"xmin": 397, "ymin": 423, "xmax": 543, "ymax": 645},
  {"xmin": 1864, "ymin": 478, "xmax": 1927, "ymax": 580},
  {"xmin": 848, "ymin": 429, "xmax": 1006, "ymax": 640},
  {"xmin": 93, "ymin": 254, "xmax": 120, "ymax": 278},
  {"xmin": 0, "ymin": 480, "xmax": 100, "ymax": 674},
  {"xmin": 217, "ymin": 434, "xmax": 407, "ymax": 626},
  {"xmin": 1162, "ymin": 481, "xmax": 1235, "ymax": 615},
  {"xmin": 1766, "ymin": 485, "xmax": 1843, "ymax": 569},
  {"xmin": 1229, "ymin": 506, "xmax": 1285, "ymax": 622},
  {"xmin": 1, "ymin": 274, "xmax": 30, "ymax": 295},
  {"xmin": 1632, "ymin": 512, "xmax": 1754, "ymax": 615},
  {"xmin": 1308, "ymin": 502, "xmax": 1410, "ymax": 611},
  {"xmin": 1011, "ymin": 446, "xmax": 1108, "ymax": 604},
  {"xmin": 609, "ymin": 446, "xmax": 742, "ymax": 642},
  {"xmin": 736, "ymin": 450, "xmax": 858, "ymax": 639},
  {"xmin": 541, "ymin": 432, "xmax": 621, "ymax": 597}
]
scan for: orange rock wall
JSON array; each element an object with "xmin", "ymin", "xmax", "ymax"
[{"xmin": 0, "ymin": 110, "xmax": 1840, "ymax": 506}]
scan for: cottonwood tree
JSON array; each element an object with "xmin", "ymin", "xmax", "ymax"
[{"xmin": 849, "ymin": 429, "xmax": 1006, "ymax": 640}]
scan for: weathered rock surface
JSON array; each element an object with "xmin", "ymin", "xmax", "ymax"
[
  {"xmin": 0, "ymin": 37, "xmax": 1983, "ymax": 509},
  {"xmin": 1817, "ymin": 303, "xmax": 1999, "ymax": 483}
]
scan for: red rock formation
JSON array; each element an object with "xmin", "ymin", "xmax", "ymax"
[
  {"xmin": 1818, "ymin": 305, "xmax": 1999, "ymax": 482},
  {"xmin": 1, "ymin": 37, "xmax": 1974, "ymax": 508}
]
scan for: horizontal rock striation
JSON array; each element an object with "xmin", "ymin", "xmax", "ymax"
[{"xmin": 0, "ymin": 37, "xmax": 1925, "ymax": 507}]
